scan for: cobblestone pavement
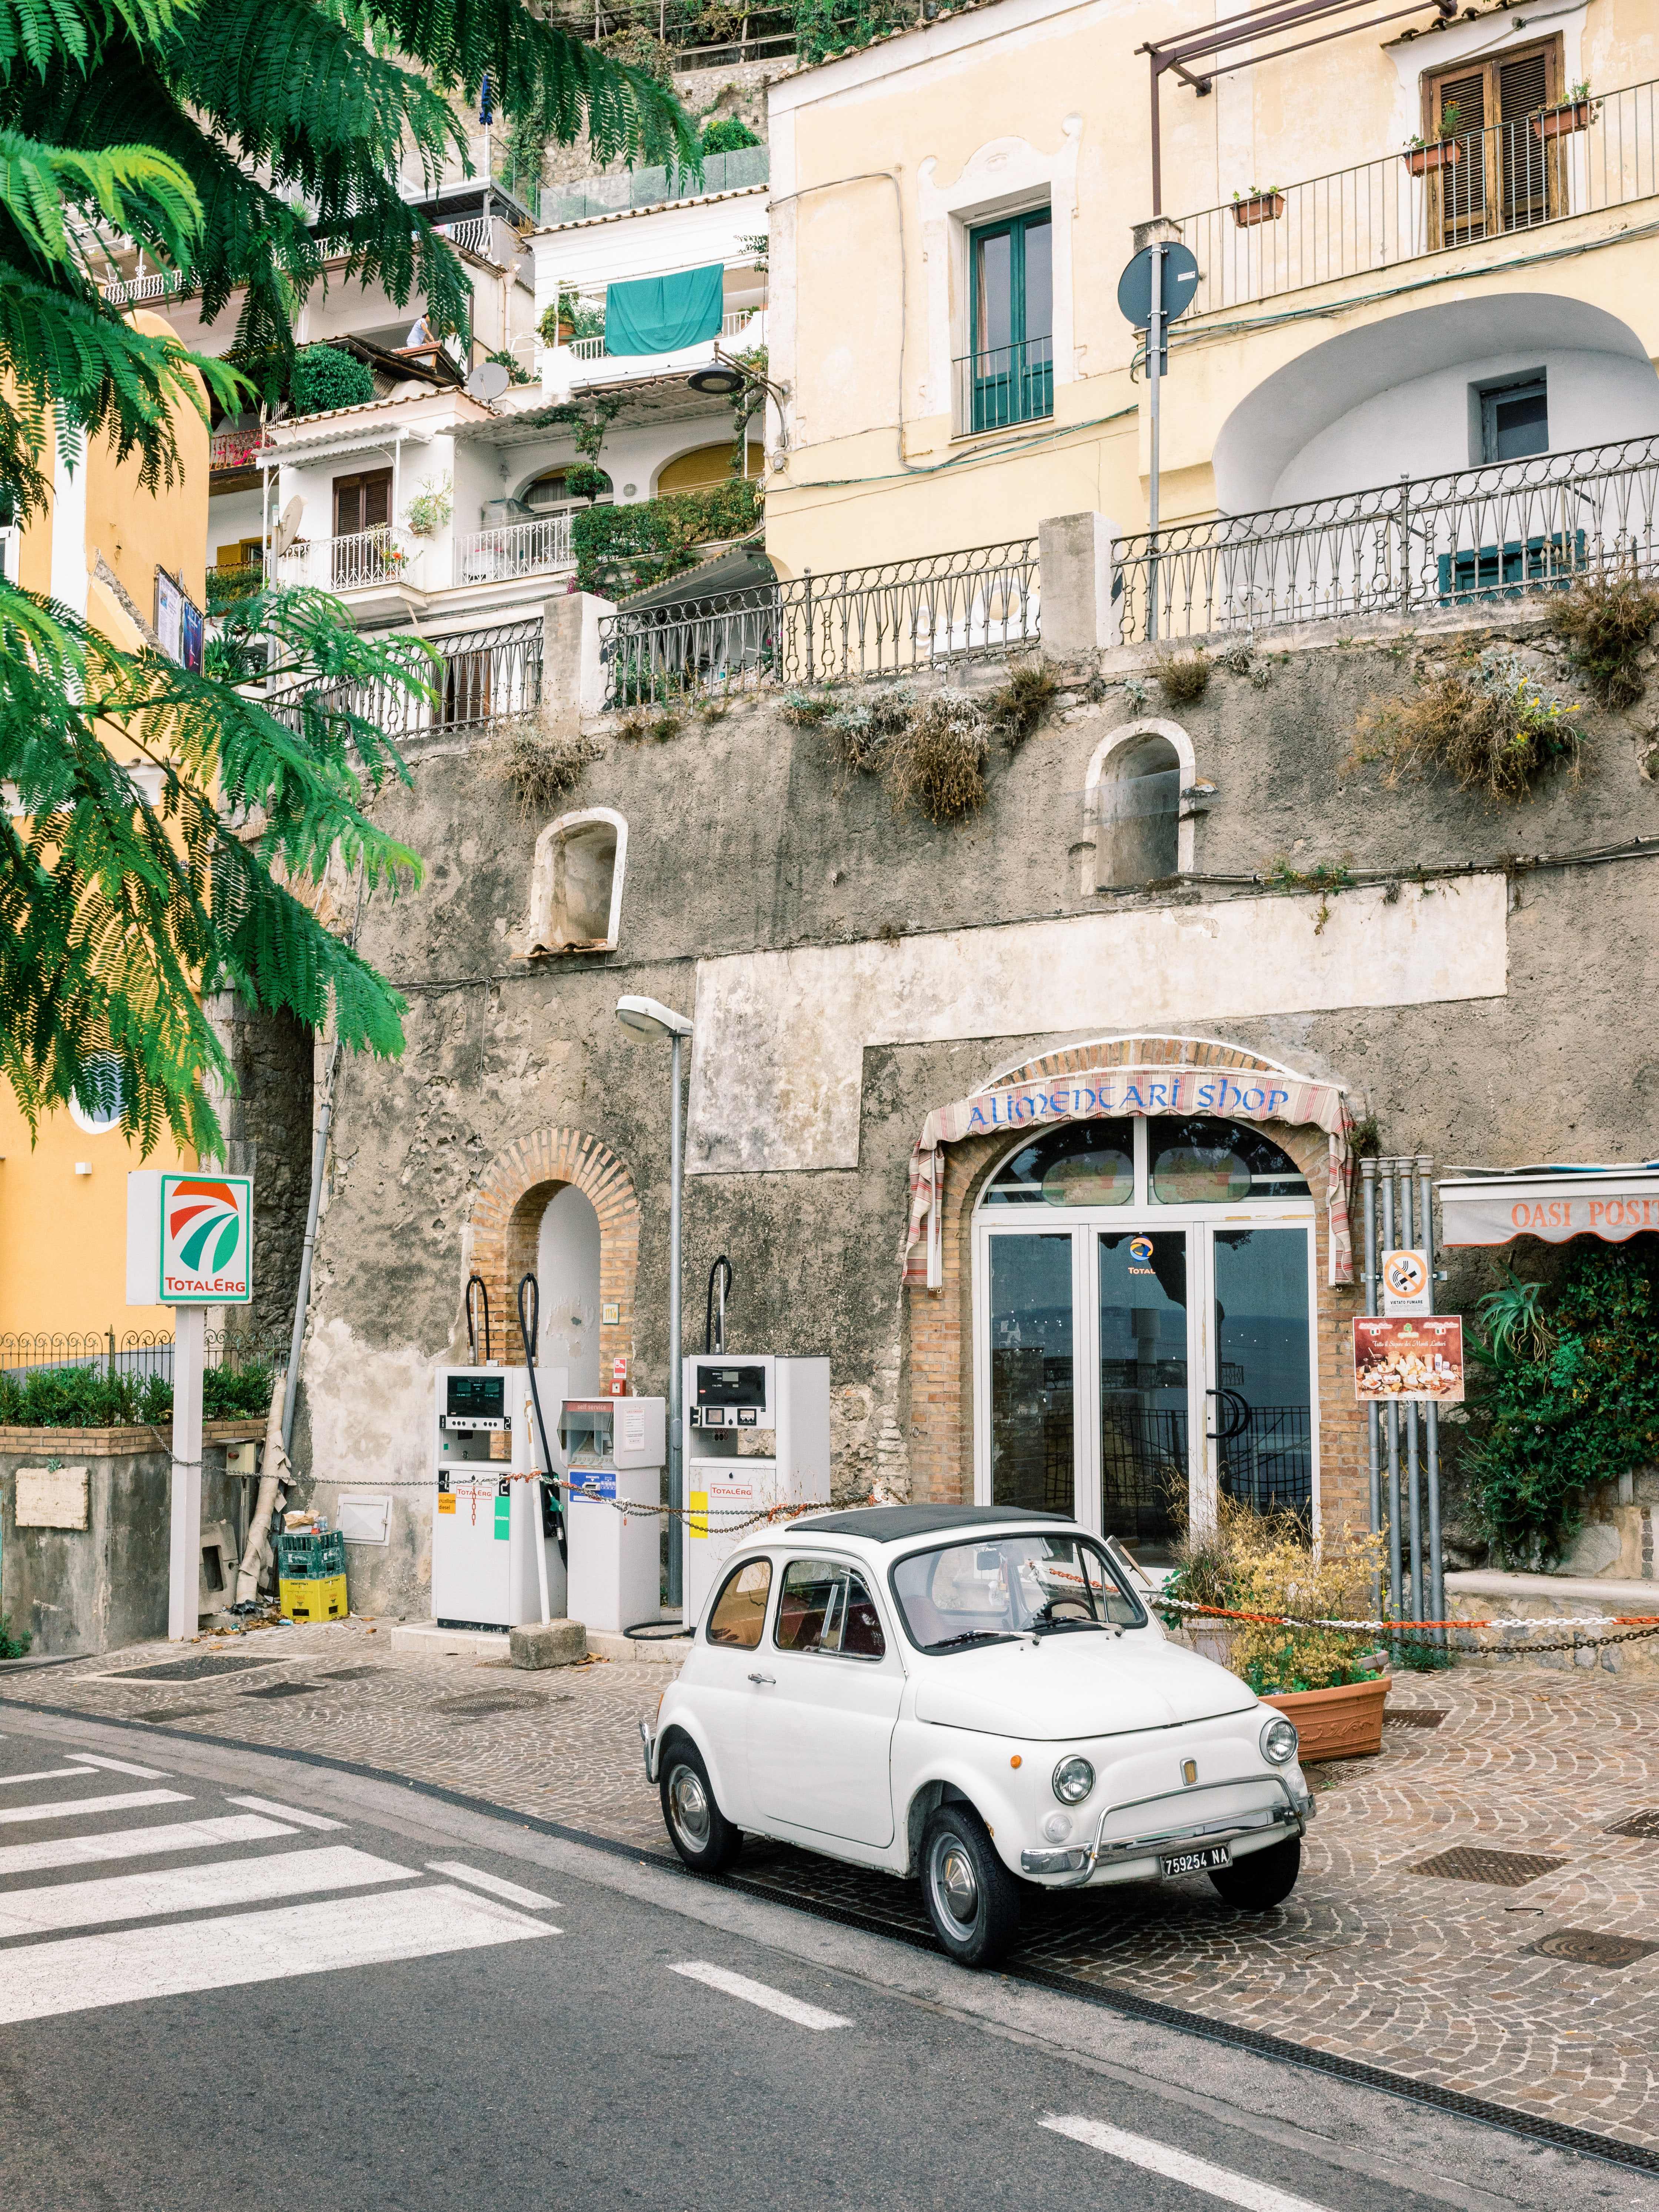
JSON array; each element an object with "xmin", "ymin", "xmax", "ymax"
[{"xmin": 6, "ymin": 1624, "xmax": 1659, "ymax": 2149}]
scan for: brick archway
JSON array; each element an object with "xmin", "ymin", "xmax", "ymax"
[
  {"xmin": 907, "ymin": 1035, "xmax": 1363, "ymax": 1534},
  {"xmin": 467, "ymin": 1129, "xmax": 641, "ymax": 1374}
]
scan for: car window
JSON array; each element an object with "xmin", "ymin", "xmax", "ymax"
[
  {"xmin": 707, "ymin": 1558, "xmax": 772, "ymax": 1648},
  {"xmin": 774, "ymin": 1557, "xmax": 887, "ymax": 1660},
  {"xmin": 891, "ymin": 1531, "xmax": 1146, "ymax": 1653}
]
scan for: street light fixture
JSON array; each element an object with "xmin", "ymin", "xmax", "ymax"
[
  {"xmin": 616, "ymin": 995, "xmax": 693, "ymax": 1611},
  {"xmin": 685, "ymin": 347, "xmax": 790, "ymax": 452}
]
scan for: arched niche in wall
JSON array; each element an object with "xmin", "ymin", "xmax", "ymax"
[
  {"xmin": 1081, "ymin": 719, "xmax": 1195, "ymax": 895},
  {"xmin": 1212, "ymin": 295, "xmax": 1659, "ymax": 515},
  {"xmin": 517, "ymin": 806, "xmax": 628, "ymax": 956},
  {"xmin": 536, "ymin": 1183, "xmax": 602, "ymax": 1397}
]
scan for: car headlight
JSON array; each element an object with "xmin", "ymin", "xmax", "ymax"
[
  {"xmin": 1052, "ymin": 1755, "xmax": 1095, "ymax": 1804},
  {"xmin": 1042, "ymin": 1810, "xmax": 1073, "ymax": 1843},
  {"xmin": 1260, "ymin": 1714, "xmax": 1299, "ymax": 1766}
]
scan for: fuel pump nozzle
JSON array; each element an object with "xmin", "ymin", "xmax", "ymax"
[{"xmin": 517, "ymin": 1274, "xmax": 566, "ymax": 1578}]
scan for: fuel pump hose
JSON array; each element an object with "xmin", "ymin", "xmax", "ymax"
[{"xmin": 516, "ymin": 1274, "xmax": 565, "ymax": 1567}]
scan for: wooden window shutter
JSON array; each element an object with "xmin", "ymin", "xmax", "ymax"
[
  {"xmin": 363, "ymin": 472, "xmax": 391, "ymax": 531},
  {"xmin": 332, "ymin": 469, "xmax": 393, "ymax": 538},
  {"xmin": 1422, "ymin": 37, "xmax": 1562, "ymax": 243}
]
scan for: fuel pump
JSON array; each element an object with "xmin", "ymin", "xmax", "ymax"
[{"xmin": 560, "ymin": 1394, "xmax": 665, "ymax": 1634}]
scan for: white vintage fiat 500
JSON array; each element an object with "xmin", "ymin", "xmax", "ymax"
[{"xmin": 642, "ymin": 1503, "xmax": 1313, "ymax": 1966}]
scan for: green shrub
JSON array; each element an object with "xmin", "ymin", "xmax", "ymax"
[
  {"xmin": 0, "ymin": 1614, "xmax": 30, "ymax": 1659},
  {"xmin": 203, "ymin": 1364, "xmax": 274, "ymax": 1421},
  {"xmin": 701, "ymin": 116, "xmax": 760, "ymax": 154},
  {"xmin": 289, "ymin": 345, "xmax": 374, "ymax": 417},
  {"xmin": 572, "ymin": 478, "xmax": 762, "ymax": 596},
  {"xmin": 793, "ymin": 0, "xmax": 911, "ymax": 66},
  {"xmin": 0, "ymin": 1361, "xmax": 271, "ymax": 1428}
]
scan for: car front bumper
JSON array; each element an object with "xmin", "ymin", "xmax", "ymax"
[
  {"xmin": 639, "ymin": 1719, "xmax": 659, "ymax": 1784},
  {"xmin": 1019, "ymin": 1770, "xmax": 1313, "ymax": 1884}
]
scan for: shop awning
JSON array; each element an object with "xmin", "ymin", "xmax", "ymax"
[
  {"xmin": 1438, "ymin": 1165, "xmax": 1659, "ymax": 1248},
  {"xmin": 603, "ymin": 263, "xmax": 724, "ymax": 355}
]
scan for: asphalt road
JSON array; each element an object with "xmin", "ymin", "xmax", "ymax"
[{"xmin": 0, "ymin": 1713, "xmax": 1652, "ymax": 2212}]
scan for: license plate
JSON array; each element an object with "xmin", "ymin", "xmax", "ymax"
[{"xmin": 1161, "ymin": 1844, "xmax": 1232, "ymax": 1877}]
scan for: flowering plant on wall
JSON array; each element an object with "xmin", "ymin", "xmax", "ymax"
[{"xmin": 403, "ymin": 473, "xmax": 453, "ymax": 538}]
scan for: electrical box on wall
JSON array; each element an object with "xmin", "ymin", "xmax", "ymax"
[
  {"xmin": 682, "ymin": 1356, "xmax": 830, "ymax": 1628},
  {"xmin": 431, "ymin": 1364, "xmax": 566, "ymax": 1630}
]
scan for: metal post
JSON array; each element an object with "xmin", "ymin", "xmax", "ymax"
[
  {"xmin": 281, "ymin": 1040, "xmax": 338, "ymax": 1457},
  {"xmin": 802, "ymin": 567, "xmax": 814, "ymax": 685},
  {"xmin": 1146, "ymin": 244, "xmax": 1164, "ymax": 644},
  {"xmin": 1381, "ymin": 1166, "xmax": 1402, "ymax": 1641},
  {"xmin": 1400, "ymin": 1162, "xmax": 1424, "ymax": 1624},
  {"xmin": 168, "ymin": 1305, "xmax": 205, "ymax": 1641},
  {"xmin": 1362, "ymin": 1158, "xmax": 1381, "ymax": 1620},
  {"xmin": 666, "ymin": 1029, "xmax": 684, "ymax": 1610},
  {"xmin": 1396, "ymin": 474, "xmax": 1412, "ymax": 614},
  {"xmin": 1418, "ymin": 1153, "xmax": 1446, "ymax": 1642}
]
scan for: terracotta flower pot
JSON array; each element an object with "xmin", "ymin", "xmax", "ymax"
[
  {"xmin": 1261, "ymin": 1674, "xmax": 1391, "ymax": 1764},
  {"xmin": 1403, "ymin": 139, "xmax": 1459, "ymax": 176},
  {"xmin": 1532, "ymin": 101, "xmax": 1594, "ymax": 140},
  {"xmin": 1231, "ymin": 192, "xmax": 1285, "ymax": 227}
]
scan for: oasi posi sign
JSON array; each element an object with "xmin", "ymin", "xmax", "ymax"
[{"xmin": 126, "ymin": 1170, "xmax": 254, "ymax": 1306}]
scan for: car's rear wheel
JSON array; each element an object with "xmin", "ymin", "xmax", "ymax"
[
  {"xmin": 920, "ymin": 1803, "xmax": 1022, "ymax": 1968},
  {"xmin": 1209, "ymin": 1834, "xmax": 1300, "ymax": 1909},
  {"xmin": 659, "ymin": 1738, "xmax": 742, "ymax": 1875}
]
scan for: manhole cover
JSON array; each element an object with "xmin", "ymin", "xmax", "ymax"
[
  {"xmin": 112, "ymin": 1654, "xmax": 286, "ymax": 1683},
  {"xmin": 1528, "ymin": 1928, "xmax": 1659, "ymax": 1969},
  {"xmin": 237, "ymin": 1681, "xmax": 319, "ymax": 1701},
  {"xmin": 1384, "ymin": 1708, "xmax": 1447, "ymax": 1729},
  {"xmin": 1605, "ymin": 1808, "xmax": 1659, "ymax": 1839},
  {"xmin": 1411, "ymin": 1846, "xmax": 1569, "ymax": 1887}
]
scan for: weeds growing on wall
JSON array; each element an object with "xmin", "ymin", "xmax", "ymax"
[
  {"xmin": 1548, "ymin": 569, "xmax": 1659, "ymax": 709},
  {"xmin": 491, "ymin": 724, "xmax": 598, "ymax": 820},
  {"xmin": 985, "ymin": 658, "xmax": 1058, "ymax": 752},
  {"xmin": 1156, "ymin": 649, "xmax": 1211, "ymax": 705},
  {"xmin": 1350, "ymin": 648, "xmax": 1583, "ymax": 800},
  {"xmin": 816, "ymin": 686, "xmax": 989, "ymax": 821},
  {"xmin": 0, "ymin": 1614, "xmax": 30, "ymax": 1658},
  {"xmin": 1462, "ymin": 1246, "xmax": 1659, "ymax": 1566}
]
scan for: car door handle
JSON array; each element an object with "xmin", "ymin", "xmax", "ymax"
[{"xmin": 747, "ymin": 1671, "xmax": 775, "ymax": 1685}]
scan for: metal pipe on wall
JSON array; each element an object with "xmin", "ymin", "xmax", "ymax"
[
  {"xmin": 1418, "ymin": 1153, "xmax": 1446, "ymax": 1641},
  {"xmin": 1380, "ymin": 1166, "xmax": 1402, "ymax": 1637},
  {"xmin": 1399, "ymin": 1161, "xmax": 1425, "ymax": 1623},
  {"xmin": 1361, "ymin": 1158, "xmax": 1381, "ymax": 1619}
]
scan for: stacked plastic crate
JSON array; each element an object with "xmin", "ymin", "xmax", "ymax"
[{"xmin": 277, "ymin": 1528, "xmax": 348, "ymax": 1621}]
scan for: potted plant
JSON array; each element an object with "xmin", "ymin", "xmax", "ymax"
[
  {"xmin": 1404, "ymin": 101, "xmax": 1463, "ymax": 175},
  {"xmin": 1231, "ymin": 184, "xmax": 1285, "ymax": 227},
  {"xmin": 403, "ymin": 471, "xmax": 453, "ymax": 538},
  {"xmin": 1161, "ymin": 1503, "xmax": 1391, "ymax": 1762},
  {"xmin": 1533, "ymin": 81, "xmax": 1596, "ymax": 139}
]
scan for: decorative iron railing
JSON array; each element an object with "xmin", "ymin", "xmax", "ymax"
[
  {"xmin": 206, "ymin": 561, "xmax": 264, "ymax": 612},
  {"xmin": 101, "ymin": 267, "xmax": 189, "ymax": 307},
  {"xmin": 598, "ymin": 539, "xmax": 1040, "ymax": 705},
  {"xmin": 210, "ymin": 427, "xmax": 265, "ymax": 472},
  {"xmin": 439, "ymin": 215, "xmax": 495, "ymax": 259},
  {"xmin": 452, "ymin": 514, "xmax": 574, "ymax": 587},
  {"xmin": 267, "ymin": 617, "xmax": 544, "ymax": 747},
  {"xmin": 1178, "ymin": 76, "xmax": 1659, "ymax": 315},
  {"xmin": 274, "ymin": 525, "xmax": 424, "ymax": 594},
  {"xmin": 951, "ymin": 335, "xmax": 1054, "ymax": 436},
  {"xmin": 1116, "ymin": 435, "xmax": 1659, "ymax": 644},
  {"xmin": 562, "ymin": 303, "xmax": 765, "ymax": 364}
]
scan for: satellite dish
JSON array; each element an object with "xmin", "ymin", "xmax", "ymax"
[
  {"xmin": 465, "ymin": 360, "xmax": 511, "ymax": 402},
  {"xmin": 271, "ymin": 495, "xmax": 303, "ymax": 558}
]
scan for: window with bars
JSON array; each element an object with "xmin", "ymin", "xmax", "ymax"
[{"xmin": 1421, "ymin": 40, "xmax": 1562, "ymax": 247}]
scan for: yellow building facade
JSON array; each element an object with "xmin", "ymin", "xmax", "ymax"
[
  {"xmin": 1, "ymin": 311, "xmax": 209, "ymax": 1343},
  {"xmin": 764, "ymin": 0, "xmax": 1659, "ymax": 577}
]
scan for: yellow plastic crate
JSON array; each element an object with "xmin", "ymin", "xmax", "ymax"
[{"xmin": 279, "ymin": 1571, "xmax": 347, "ymax": 1622}]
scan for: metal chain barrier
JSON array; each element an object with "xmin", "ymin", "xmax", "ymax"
[{"xmin": 1159, "ymin": 1594, "xmax": 1659, "ymax": 1657}]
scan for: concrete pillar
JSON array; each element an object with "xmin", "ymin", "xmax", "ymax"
[
  {"xmin": 541, "ymin": 590, "xmax": 617, "ymax": 722},
  {"xmin": 1038, "ymin": 511, "xmax": 1119, "ymax": 659}
]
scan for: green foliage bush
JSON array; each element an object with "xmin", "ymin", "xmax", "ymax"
[
  {"xmin": 0, "ymin": 1363, "xmax": 273, "ymax": 1429},
  {"xmin": 573, "ymin": 478, "xmax": 762, "ymax": 596},
  {"xmin": 0, "ymin": 1614, "xmax": 29, "ymax": 1659},
  {"xmin": 289, "ymin": 345, "xmax": 375, "ymax": 418},
  {"xmin": 793, "ymin": 0, "xmax": 912, "ymax": 66},
  {"xmin": 701, "ymin": 116, "xmax": 760, "ymax": 154},
  {"xmin": 1464, "ymin": 1248, "xmax": 1659, "ymax": 1564}
]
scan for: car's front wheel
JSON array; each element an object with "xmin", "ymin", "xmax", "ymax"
[
  {"xmin": 1209, "ymin": 1834, "xmax": 1301, "ymax": 1909},
  {"xmin": 920, "ymin": 1804, "xmax": 1022, "ymax": 1968},
  {"xmin": 659, "ymin": 1737, "xmax": 743, "ymax": 1875}
]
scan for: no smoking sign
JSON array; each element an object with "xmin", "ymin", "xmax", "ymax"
[{"xmin": 1382, "ymin": 1248, "xmax": 1431, "ymax": 1317}]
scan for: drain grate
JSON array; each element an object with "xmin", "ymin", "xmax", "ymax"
[
  {"xmin": 437, "ymin": 1693, "xmax": 573, "ymax": 1719},
  {"xmin": 1605, "ymin": 1808, "xmax": 1659, "ymax": 1840},
  {"xmin": 237, "ymin": 1681, "xmax": 319, "ymax": 1700},
  {"xmin": 1384, "ymin": 1708, "xmax": 1448, "ymax": 1729},
  {"xmin": 1528, "ymin": 1928, "xmax": 1659, "ymax": 1970},
  {"xmin": 112, "ymin": 1653, "xmax": 284, "ymax": 1683},
  {"xmin": 1411, "ymin": 1846, "xmax": 1569, "ymax": 1887}
]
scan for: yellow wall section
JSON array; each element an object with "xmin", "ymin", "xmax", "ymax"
[{"xmin": 657, "ymin": 442, "xmax": 763, "ymax": 491}]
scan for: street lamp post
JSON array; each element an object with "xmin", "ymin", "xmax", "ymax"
[{"xmin": 615, "ymin": 994, "xmax": 694, "ymax": 1613}]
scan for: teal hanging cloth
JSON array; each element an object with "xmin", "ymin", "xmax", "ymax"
[{"xmin": 604, "ymin": 263, "xmax": 725, "ymax": 355}]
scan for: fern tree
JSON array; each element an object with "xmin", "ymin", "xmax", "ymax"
[{"xmin": 0, "ymin": 0, "xmax": 694, "ymax": 1149}]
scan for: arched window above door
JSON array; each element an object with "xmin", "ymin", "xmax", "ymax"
[
  {"xmin": 978, "ymin": 1116, "xmax": 1309, "ymax": 1212},
  {"xmin": 1149, "ymin": 1117, "xmax": 1309, "ymax": 1202}
]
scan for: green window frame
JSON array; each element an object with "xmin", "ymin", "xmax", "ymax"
[{"xmin": 965, "ymin": 208, "xmax": 1054, "ymax": 433}]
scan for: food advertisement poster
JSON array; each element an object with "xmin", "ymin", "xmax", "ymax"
[{"xmin": 1352, "ymin": 1315, "xmax": 1465, "ymax": 1403}]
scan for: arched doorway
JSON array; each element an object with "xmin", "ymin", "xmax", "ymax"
[
  {"xmin": 972, "ymin": 1114, "xmax": 1318, "ymax": 1568},
  {"xmin": 536, "ymin": 1184, "xmax": 601, "ymax": 1397}
]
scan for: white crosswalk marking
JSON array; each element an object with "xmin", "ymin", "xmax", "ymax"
[
  {"xmin": 0, "ymin": 1767, "xmax": 98, "ymax": 1788},
  {"xmin": 0, "ymin": 1846, "xmax": 421, "ymax": 1939},
  {"xmin": 56, "ymin": 1753, "xmax": 170, "ymax": 1779},
  {"xmin": 427, "ymin": 1861, "xmax": 560, "ymax": 1910},
  {"xmin": 0, "ymin": 1788, "xmax": 188, "ymax": 1827},
  {"xmin": 0, "ymin": 1884, "xmax": 554, "ymax": 2023},
  {"xmin": 0, "ymin": 1814, "xmax": 293, "ymax": 1878},
  {"xmin": 1041, "ymin": 2116, "xmax": 1336, "ymax": 2212},
  {"xmin": 668, "ymin": 1961, "xmax": 851, "ymax": 2029},
  {"xmin": 224, "ymin": 1794, "xmax": 342, "ymax": 1830}
]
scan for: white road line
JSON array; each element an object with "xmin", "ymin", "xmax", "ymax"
[
  {"xmin": 0, "ymin": 1768, "xmax": 98, "ymax": 1788},
  {"xmin": 0, "ymin": 1789, "xmax": 188, "ymax": 1827},
  {"xmin": 0, "ymin": 1846, "xmax": 423, "ymax": 1938},
  {"xmin": 223, "ymin": 1795, "xmax": 342, "ymax": 1831},
  {"xmin": 0, "ymin": 1815, "xmax": 295, "ymax": 1878},
  {"xmin": 57, "ymin": 1753, "xmax": 170, "ymax": 1779},
  {"xmin": 1041, "ymin": 2116, "xmax": 1336, "ymax": 2212},
  {"xmin": 0, "ymin": 1884, "xmax": 554, "ymax": 2024},
  {"xmin": 427, "ymin": 1861, "xmax": 560, "ymax": 1911},
  {"xmin": 668, "ymin": 1961, "xmax": 851, "ymax": 2030}
]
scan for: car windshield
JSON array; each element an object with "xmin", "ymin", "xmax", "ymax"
[{"xmin": 891, "ymin": 1532, "xmax": 1146, "ymax": 1653}]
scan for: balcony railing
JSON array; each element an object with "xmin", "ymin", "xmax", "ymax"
[
  {"xmin": 206, "ymin": 561, "xmax": 264, "ymax": 613},
  {"xmin": 1115, "ymin": 435, "xmax": 1659, "ymax": 645},
  {"xmin": 102, "ymin": 267, "xmax": 189, "ymax": 307},
  {"xmin": 600, "ymin": 539, "xmax": 1039, "ymax": 705},
  {"xmin": 951, "ymin": 336, "xmax": 1054, "ymax": 436},
  {"xmin": 1178, "ymin": 76, "xmax": 1659, "ymax": 315},
  {"xmin": 452, "ymin": 514, "xmax": 574, "ymax": 587},
  {"xmin": 541, "ymin": 144, "xmax": 770, "ymax": 226},
  {"xmin": 562, "ymin": 303, "xmax": 765, "ymax": 364},
  {"xmin": 267, "ymin": 617, "xmax": 544, "ymax": 748},
  {"xmin": 439, "ymin": 216, "xmax": 495, "ymax": 260},
  {"xmin": 210, "ymin": 427, "xmax": 265, "ymax": 472},
  {"xmin": 275, "ymin": 525, "xmax": 424, "ymax": 593}
]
